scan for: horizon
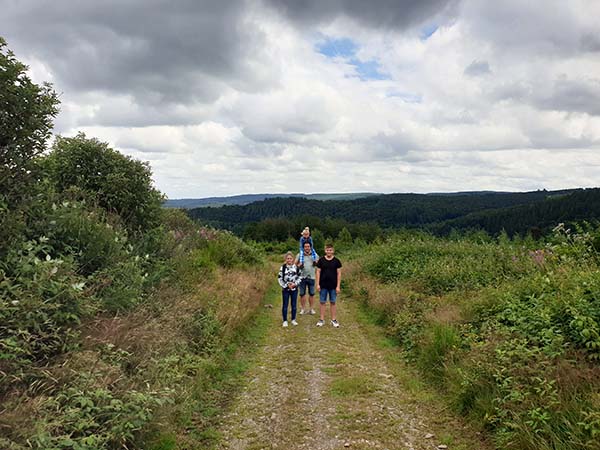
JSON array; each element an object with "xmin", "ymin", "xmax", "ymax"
[
  {"xmin": 165, "ymin": 186, "xmax": 594, "ymax": 201},
  {"xmin": 2, "ymin": 1, "xmax": 600, "ymax": 197}
]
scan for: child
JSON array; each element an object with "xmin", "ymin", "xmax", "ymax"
[
  {"xmin": 277, "ymin": 251, "xmax": 302, "ymax": 327},
  {"xmin": 315, "ymin": 243, "xmax": 342, "ymax": 328},
  {"xmin": 298, "ymin": 227, "xmax": 318, "ymax": 267}
]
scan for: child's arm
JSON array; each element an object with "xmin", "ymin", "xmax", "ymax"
[
  {"xmin": 336, "ymin": 268, "xmax": 342, "ymax": 293},
  {"xmin": 315, "ymin": 265, "xmax": 321, "ymax": 291},
  {"xmin": 277, "ymin": 266, "xmax": 287, "ymax": 289},
  {"xmin": 299, "ymin": 237, "xmax": 305, "ymax": 264}
]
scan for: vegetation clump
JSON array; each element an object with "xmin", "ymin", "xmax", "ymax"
[
  {"xmin": 0, "ymin": 39, "xmax": 270, "ymax": 449},
  {"xmin": 355, "ymin": 225, "xmax": 600, "ymax": 449}
]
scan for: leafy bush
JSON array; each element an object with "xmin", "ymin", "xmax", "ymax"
[
  {"xmin": 28, "ymin": 378, "xmax": 172, "ymax": 450},
  {"xmin": 43, "ymin": 133, "xmax": 164, "ymax": 233},
  {"xmin": 0, "ymin": 37, "xmax": 59, "ymax": 211},
  {"xmin": 357, "ymin": 228, "xmax": 600, "ymax": 449},
  {"xmin": 0, "ymin": 239, "xmax": 91, "ymax": 389}
]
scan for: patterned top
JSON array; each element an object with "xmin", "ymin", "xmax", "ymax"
[{"xmin": 278, "ymin": 263, "xmax": 302, "ymax": 290}]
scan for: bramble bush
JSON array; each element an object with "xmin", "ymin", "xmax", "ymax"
[
  {"xmin": 357, "ymin": 227, "xmax": 600, "ymax": 449},
  {"xmin": 0, "ymin": 238, "xmax": 90, "ymax": 390}
]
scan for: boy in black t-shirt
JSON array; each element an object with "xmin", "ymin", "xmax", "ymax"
[{"xmin": 315, "ymin": 243, "xmax": 342, "ymax": 328}]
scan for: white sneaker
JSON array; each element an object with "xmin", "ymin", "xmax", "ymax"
[
  {"xmin": 282, "ymin": 321, "xmax": 288, "ymax": 327},
  {"xmin": 291, "ymin": 320, "xmax": 298, "ymax": 326},
  {"xmin": 309, "ymin": 309, "xmax": 316, "ymax": 315},
  {"xmin": 331, "ymin": 320, "xmax": 340, "ymax": 328},
  {"xmin": 316, "ymin": 320, "xmax": 324, "ymax": 327},
  {"xmin": 299, "ymin": 309, "xmax": 305, "ymax": 315}
]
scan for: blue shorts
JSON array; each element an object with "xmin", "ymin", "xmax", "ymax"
[
  {"xmin": 319, "ymin": 288, "xmax": 337, "ymax": 304},
  {"xmin": 299, "ymin": 278, "xmax": 315, "ymax": 296}
]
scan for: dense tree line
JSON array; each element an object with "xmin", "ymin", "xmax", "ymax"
[
  {"xmin": 187, "ymin": 188, "xmax": 598, "ymax": 239},
  {"xmin": 430, "ymin": 188, "xmax": 600, "ymax": 236}
]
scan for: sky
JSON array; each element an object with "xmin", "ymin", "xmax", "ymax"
[{"xmin": 2, "ymin": 0, "xmax": 600, "ymax": 198}]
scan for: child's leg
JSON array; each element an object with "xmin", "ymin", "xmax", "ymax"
[
  {"xmin": 329, "ymin": 289, "xmax": 337, "ymax": 321},
  {"xmin": 290, "ymin": 290, "xmax": 298, "ymax": 321},
  {"xmin": 319, "ymin": 288, "xmax": 327, "ymax": 320},
  {"xmin": 282, "ymin": 289, "xmax": 290, "ymax": 322},
  {"xmin": 311, "ymin": 247, "xmax": 318, "ymax": 260}
]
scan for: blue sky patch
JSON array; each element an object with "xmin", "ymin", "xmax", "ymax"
[
  {"xmin": 317, "ymin": 36, "xmax": 390, "ymax": 81},
  {"xmin": 350, "ymin": 59, "xmax": 390, "ymax": 81},
  {"xmin": 316, "ymin": 37, "xmax": 358, "ymax": 58},
  {"xmin": 420, "ymin": 24, "xmax": 439, "ymax": 41}
]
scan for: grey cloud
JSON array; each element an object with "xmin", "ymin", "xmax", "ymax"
[
  {"xmin": 464, "ymin": 60, "xmax": 490, "ymax": 77},
  {"xmin": 491, "ymin": 77, "xmax": 600, "ymax": 117},
  {"xmin": 369, "ymin": 131, "xmax": 419, "ymax": 159},
  {"xmin": 262, "ymin": 0, "xmax": 459, "ymax": 30},
  {"xmin": 0, "ymin": 0, "xmax": 269, "ymax": 107},
  {"xmin": 533, "ymin": 78, "xmax": 600, "ymax": 116},
  {"xmin": 580, "ymin": 32, "xmax": 600, "ymax": 52},
  {"xmin": 465, "ymin": 1, "xmax": 599, "ymax": 57}
]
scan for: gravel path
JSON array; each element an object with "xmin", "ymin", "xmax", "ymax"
[{"xmin": 215, "ymin": 289, "xmax": 490, "ymax": 450}]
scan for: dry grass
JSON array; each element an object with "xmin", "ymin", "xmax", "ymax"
[{"xmin": 0, "ymin": 264, "xmax": 274, "ymax": 448}]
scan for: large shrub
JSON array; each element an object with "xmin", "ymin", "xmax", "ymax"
[
  {"xmin": 43, "ymin": 134, "xmax": 164, "ymax": 233},
  {"xmin": 0, "ymin": 37, "xmax": 59, "ymax": 255}
]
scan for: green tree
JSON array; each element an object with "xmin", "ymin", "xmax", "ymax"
[
  {"xmin": 0, "ymin": 37, "xmax": 59, "ymax": 207},
  {"xmin": 44, "ymin": 133, "xmax": 164, "ymax": 232}
]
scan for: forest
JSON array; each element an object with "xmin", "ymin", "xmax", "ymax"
[{"xmin": 188, "ymin": 188, "xmax": 600, "ymax": 241}]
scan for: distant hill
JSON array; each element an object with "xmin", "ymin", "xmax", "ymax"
[
  {"xmin": 430, "ymin": 188, "xmax": 600, "ymax": 236},
  {"xmin": 164, "ymin": 192, "xmax": 378, "ymax": 208},
  {"xmin": 187, "ymin": 189, "xmax": 599, "ymax": 235}
]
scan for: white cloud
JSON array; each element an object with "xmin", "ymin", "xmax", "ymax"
[{"xmin": 2, "ymin": 0, "xmax": 599, "ymax": 197}]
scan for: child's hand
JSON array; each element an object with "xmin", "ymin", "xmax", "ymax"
[{"xmin": 336, "ymin": 287, "xmax": 340, "ymax": 294}]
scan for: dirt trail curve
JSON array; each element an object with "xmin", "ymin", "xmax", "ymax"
[{"xmin": 214, "ymin": 288, "xmax": 490, "ymax": 450}]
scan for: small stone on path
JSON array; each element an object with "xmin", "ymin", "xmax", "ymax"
[
  {"xmin": 437, "ymin": 445, "xmax": 448, "ymax": 449},
  {"xmin": 425, "ymin": 433, "xmax": 434, "ymax": 439}
]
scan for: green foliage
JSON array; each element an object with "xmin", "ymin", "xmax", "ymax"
[
  {"xmin": 364, "ymin": 234, "xmax": 535, "ymax": 295},
  {"xmin": 43, "ymin": 133, "xmax": 164, "ymax": 233},
  {"xmin": 0, "ymin": 239, "xmax": 90, "ymax": 389},
  {"xmin": 28, "ymin": 377, "xmax": 172, "ymax": 450},
  {"xmin": 184, "ymin": 308, "xmax": 222, "ymax": 355},
  {"xmin": 0, "ymin": 37, "xmax": 60, "ymax": 210},
  {"xmin": 416, "ymin": 324, "xmax": 460, "ymax": 383},
  {"xmin": 205, "ymin": 232, "xmax": 261, "ymax": 268},
  {"xmin": 358, "ymin": 228, "xmax": 600, "ymax": 449}
]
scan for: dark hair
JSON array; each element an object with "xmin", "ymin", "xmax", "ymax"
[
  {"xmin": 325, "ymin": 243, "xmax": 334, "ymax": 249},
  {"xmin": 303, "ymin": 241, "xmax": 312, "ymax": 248}
]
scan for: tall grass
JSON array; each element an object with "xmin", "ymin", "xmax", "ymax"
[{"xmin": 354, "ymin": 227, "xmax": 600, "ymax": 449}]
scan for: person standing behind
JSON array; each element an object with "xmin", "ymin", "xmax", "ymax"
[
  {"xmin": 298, "ymin": 227, "xmax": 318, "ymax": 267},
  {"xmin": 315, "ymin": 243, "xmax": 342, "ymax": 328},
  {"xmin": 295, "ymin": 241, "xmax": 317, "ymax": 315},
  {"xmin": 278, "ymin": 251, "xmax": 302, "ymax": 327}
]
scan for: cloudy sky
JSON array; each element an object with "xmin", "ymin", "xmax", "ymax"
[{"xmin": 2, "ymin": 0, "xmax": 600, "ymax": 198}]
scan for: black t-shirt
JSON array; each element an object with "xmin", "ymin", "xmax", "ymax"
[{"xmin": 316, "ymin": 256, "xmax": 342, "ymax": 289}]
